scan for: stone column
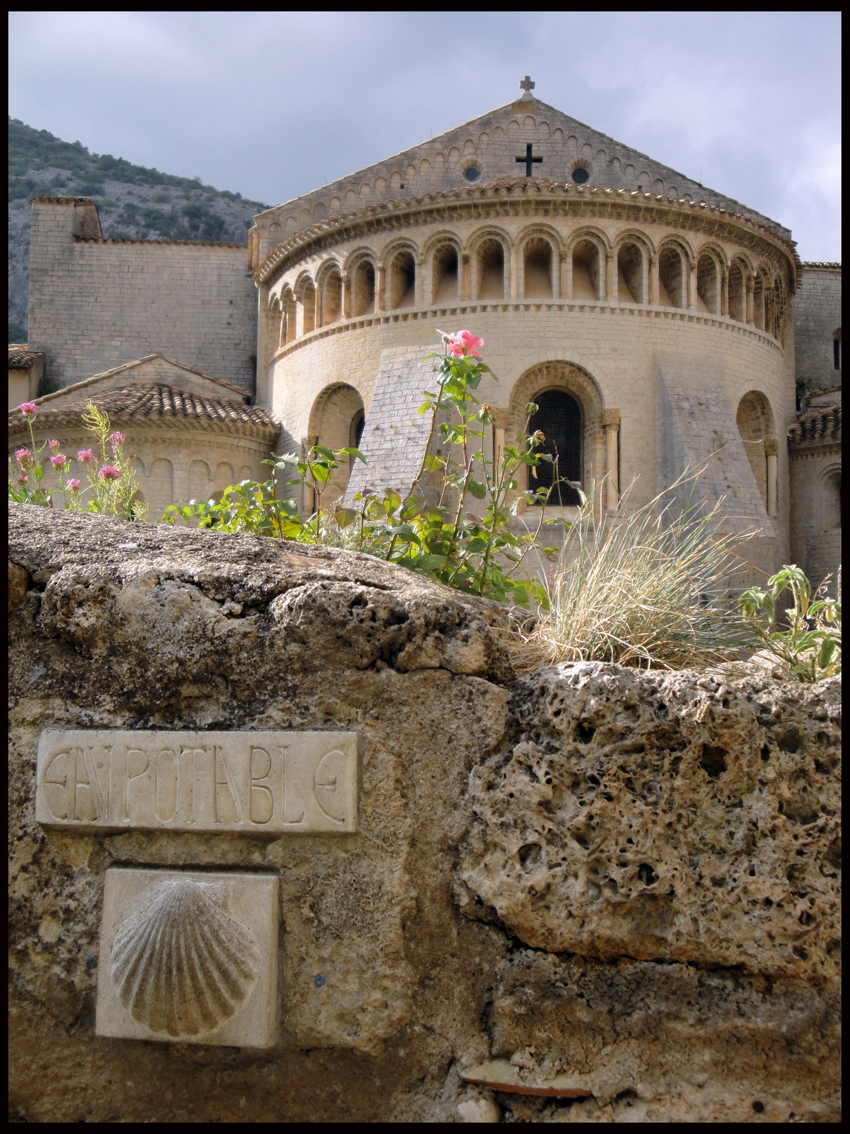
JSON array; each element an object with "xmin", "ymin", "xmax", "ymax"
[
  {"xmin": 721, "ymin": 272, "xmax": 729, "ymax": 317},
  {"xmin": 510, "ymin": 247, "xmax": 518, "ymax": 299},
  {"xmin": 461, "ymin": 254, "xmax": 471, "ymax": 301},
  {"xmin": 376, "ymin": 265, "xmax": 386, "ymax": 313},
  {"xmin": 414, "ymin": 259, "xmax": 424, "ymax": 308},
  {"xmin": 342, "ymin": 273, "xmax": 351, "ymax": 320},
  {"xmin": 606, "ymin": 252, "xmax": 616, "ymax": 302},
  {"xmin": 688, "ymin": 262, "xmax": 698, "ymax": 310},
  {"xmin": 559, "ymin": 252, "xmax": 568, "ymax": 301},
  {"xmin": 551, "ymin": 251, "xmax": 560, "ymax": 300},
  {"xmin": 565, "ymin": 252, "xmax": 573, "ymax": 302},
  {"xmin": 649, "ymin": 255, "xmax": 659, "ymax": 305},
  {"xmin": 746, "ymin": 276, "xmax": 754, "ymax": 324},
  {"xmin": 765, "ymin": 438, "xmax": 778, "ymax": 516},
  {"xmin": 314, "ymin": 286, "xmax": 322, "ymax": 330},
  {"xmin": 601, "ymin": 408, "xmax": 621, "ymax": 512},
  {"xmin": 641, "ymin": 255, "xmax": 649, "ymax": 305}
]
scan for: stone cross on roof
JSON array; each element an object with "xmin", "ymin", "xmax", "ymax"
[{"xmin": 519, "ymin": 75, "xmax": 535, "ymax": 98}]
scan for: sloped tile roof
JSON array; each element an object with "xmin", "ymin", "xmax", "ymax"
[
  {"xmin": 788, "ymin": 404, "xmax": 841, "ymax": 447},
  {"xmin": 8, "ymin": 383, "xmax": 279, "ymax": 443},
  {"xmin": 8, "ymin": 345, "xmax": 44, "ymax": 369}
]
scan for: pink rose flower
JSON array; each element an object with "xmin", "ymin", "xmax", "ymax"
[
  {"xmin": 66, "ymin": 479, "xmax": 81, "ymax": 493},
  {"xmin": 19, "ymin": 402, "xmax": 37, "ymax": 417},
  {"xmin": 15, "ymin": 448, "xmax": 33, "ymax": 468},
  {"xmin": 50, "ymin": 453, "xmax": 68, "ymax": 471},
  {"xmin": 48, "ymin": 439, "xmax": 60, "ymax": 451},
  {"xmin": 98, "ymin": 465, "xmax": 121, "ymax": 482},
  {"xmin": 446, "ymin": 330, "xmax": 484, "ymax": 358},
  {"xmin": 77, "ymin": 449, "xmax": 95, "ymax": 465}
]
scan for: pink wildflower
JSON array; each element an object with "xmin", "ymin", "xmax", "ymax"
[
  {"xmin": 48, "ymin": 439, "xmax": 60, "ymax": 451},
  {"xmin": 77, "ymin": 449, "xmax": 95, "ymax": 465},
  {"xmin": 50, "ymin": 453, "xmax": 68, "ymax": 471},
  {"xmin": 15, "ymin": 448, "xmax": 33, "ymax": 468},
  {"xmin": 66, "ymin": 479, "xmax": 81, "ymax": 493},
  {"xmin": 446, "ymin": 330, "xmax": 484, "ymax": 358},
  {"xmin": 109, "ymin": 430, "xmax": 126, "ymax": 454},
  {"xmin": 19, "ymin": 402, "xmax": 37, "ymax": 417},
  {"xmin": 98, "ymin": 465, "xmax": 121, "ymax": 482},
  {"xmin": 16, "ymin": 474, "xmax": 29, "ymax": 486}
]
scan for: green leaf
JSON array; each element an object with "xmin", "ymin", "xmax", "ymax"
[
  {"xmin": 467, "ymin": 477, "xmax": 486, "ymax": 500},
  {"xmin": 819, "ymin": 638, "xmax": 836, "ymax": 668},
  {"xmin": 335, "ymin": 507, "xmax": 357, "ymax": 529}
]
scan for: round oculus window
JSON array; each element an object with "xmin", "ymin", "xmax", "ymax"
[
  {"xmin": 463, "ymin": 166, "xmax": 481, "ymax": 182},
  {"xmin": 571, "ymin": 167, "xmax": 590, "ymax": 184}
]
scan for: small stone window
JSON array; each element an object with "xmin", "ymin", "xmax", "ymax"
[
  {"xmin": 528, "ymin": 390, "xmax": 582, "ymax": 505},
  {"xmin": 463, "ymin": 165, "xmax": 481, "ymax": 183},
  {"xmin": 571, "ymin": 166, "xmax": 590, "ymax": 184}
]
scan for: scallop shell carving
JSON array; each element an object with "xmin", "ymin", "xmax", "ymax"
[{"xmin": 110, "ymin": 879, "xmax": 260, "ymax": 1037}]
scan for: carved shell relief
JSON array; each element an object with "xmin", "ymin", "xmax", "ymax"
[{"xmin": 110, "ymin": 878, "xmax": 260, "ymax": 1037}]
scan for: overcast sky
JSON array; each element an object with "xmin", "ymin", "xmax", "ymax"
[{"xmin": 9, "ymin": 11, "xmax": 841, "ymax": 259}]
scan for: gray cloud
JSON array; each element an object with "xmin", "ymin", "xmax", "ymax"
[{"xmin": 9, "ymin": 11, "xmax": 840, "ymax": 258}]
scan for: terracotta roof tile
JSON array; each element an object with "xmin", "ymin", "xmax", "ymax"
[
  {"xmin": 8, "ymin": 383, "xmax": 279, "ymax": 442},
  {"xmin": 8, "ymin": 345, "xmax": 44, "ymax": 369},
  {"xmin": 788, "ymin": 404, "xmax": 841, "ymax": 447}
]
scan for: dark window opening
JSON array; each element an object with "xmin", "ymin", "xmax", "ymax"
[
  {"xmin": 834, "ymin": 337, "xmax": 841, "ymax": 370},
  {"xmin": 528, "ymin": 390, "xmax": 582, "ymax": 505},
  {"xmin": 463, "ymin": 166, "xmax": 481, "ymax": 182},
  {"xmin": 572, "ymin": 167, "xmax": 590, "ymax": 184}
]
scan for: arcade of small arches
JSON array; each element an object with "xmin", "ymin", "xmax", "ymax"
[{"xmin": 266, "ymin": 227, "xmax": 789, "ymax": 356}]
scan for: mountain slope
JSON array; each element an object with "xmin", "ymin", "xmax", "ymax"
[{"xmin": 8, "ymin": 117, "xmax": 269, "ymax": 341}]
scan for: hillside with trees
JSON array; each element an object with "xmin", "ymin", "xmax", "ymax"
[{"xmin": 8, "ymin": 117, "xmax": 269, "ymax": 341}]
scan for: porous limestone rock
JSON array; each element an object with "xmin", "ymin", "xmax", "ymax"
[
  {"xmin": 458, "ymin": 662, "xmax": 840, "ymax": 981},
  {"xmin": 8, "ymin": 505, "xmax": 841, "ymax": 1123}
]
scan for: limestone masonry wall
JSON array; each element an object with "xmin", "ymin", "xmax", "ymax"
[
  {"xmin": 794, "ymin": 264, "xmax": 841, "ymax": 391},
  {"xmin": 28, "ymin": 199, "xmax": 257, "ymax": 393},
  {"xmin": 8, "ymin": 505, "xmax": 840, "ymax": 1123}
]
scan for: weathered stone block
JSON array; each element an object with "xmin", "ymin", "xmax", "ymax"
[{"xmin": 458, "ymin": 662, "xmax": 840, "ymax": 980}]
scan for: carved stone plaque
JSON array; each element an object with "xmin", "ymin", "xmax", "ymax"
[
  {"xmin": 96, "ymin": 867, "xmax": 278, "ymax": 1047},
  {"xmin": 36, "ymin": 730, "xmax": 359, "ymax": 833}
]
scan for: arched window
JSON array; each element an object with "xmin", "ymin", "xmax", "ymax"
[
  {"xmin": 390, "ymin": 250, "xmax": 416, "ymax": 309},
  {"xmin": 822, "ymin": 470, "xmax": 841, "ymax": 531},
  {"xmin": 696, "ymin": 253, "xmax": 720, "ymax": 314},
  {"xmin": 752, "ymin": 274, "xmax": 765, "ymax": 330},
  {"xmin": 432, "ymin": 244, "xmax": 458, "ymax": 303},
  {"xmin": 301, "ymin": 281, "xmax": 316, "ymax": 334},
  {"xmin": 523, "ymin": 237, "xmax": 553, "ymax": 298},
  {"xmin": 617, "ymin": 242, "xmax": 643, "ymax": 303},
  {"xmin": 309, "ymin": 384, "xmax": 366, "ymax": 500},
  {"xmin": 728, "ymin": 262, "xmax": 746, "ymax": 322},
  {"xmin": 352, "ymin": 261, "xmax": 375, "ymax": 316},
  {"xmin": 658, "ymin": 246, "xmax": 685, "ymax": 308},
  {"xmin": 528, "ymin": 390, "xmax": 582, "ymax": 505},
  {"xmin": 571, "ymin": 239, "xmax": 600, "ymax": 300},
  {"xmin": 322, "ymin": 270, "xmax": 342, "ymax": 325},
  {"xmin": 476, "ymin": 239, "xmax": 504, "ymax": 299},
  {"xmin": 737, "ymin": 392, "xmax": 772, "ymax": 508}
]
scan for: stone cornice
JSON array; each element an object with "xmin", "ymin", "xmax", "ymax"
[{"xmin": 255, "ymin": 181, "xmax": 800, "ymax": 288}]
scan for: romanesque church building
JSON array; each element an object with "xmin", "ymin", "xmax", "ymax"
[{"xmin": 9, "ymin": 82, "xmax": 841, "ymax": 590}]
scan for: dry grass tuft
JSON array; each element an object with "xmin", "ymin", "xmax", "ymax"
[{"xmin": 512, "ymin": 473, "xmax": 759, "ymax": 675}]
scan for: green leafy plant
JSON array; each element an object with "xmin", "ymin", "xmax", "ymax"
[
  {"xmin": 739, "ymin": 565, "xmax": 841, "ymax": 681},
  {"xmin": 162, "ymin": 331, "xmax": 559, "ymax": 606}
]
